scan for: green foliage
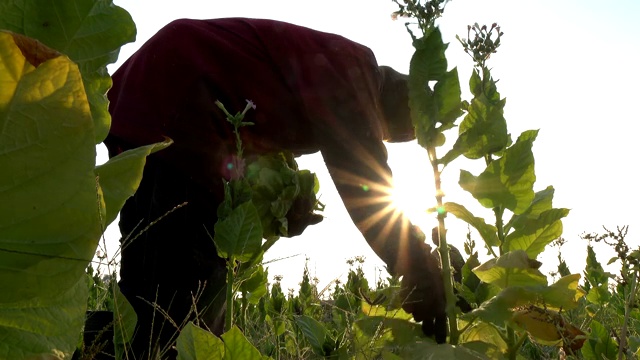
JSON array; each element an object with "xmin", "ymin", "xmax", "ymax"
[
  {"xmin": 408, "ymin": 27, "xmax": 462, "ymax": 149},
  {"xmin": 214, "ymin": 200, "xmax": 264, "ymax": 262},
  {"xmin": 212, "ymin": 100, "xmax": 323, "ymax": 334},
  {"xmin": 95, "ymin": 140, "xmax": 172, "ymax": 225},
  {"xmin": 294, "ymin": 315, "xmax": 334, "ymax": 356},
  {"xmin": 0, "ymin": 0, "xmax": 136, "ymax": 143},
  {"xmin": 399, "ymin": 2, "xmax": 580, "ymax": 356},
  {"xmin": 440, "ymin": 67, "xmax": 509, "ymax": 166},
  {"xmin": 4, "ymin": 0, "xmax": 637, "ymax": 358},
  {"xmin": 458, "ymin": 130, "xmax": 537, "ymax": 215},
  {"xmin": 176, "ymin": 323, "xmax": 265, "ymax": 360},
  {"xmin": 0, "ymin": 1, "xmax": 166, "ymax": 358},
  {"xmin": 444, "ymin": 202, "xmax": 499, "ymax": 247},
  {"xmin": 473, "ymin": 250, "xmax": 547, "ymax": 289},
  {"xmin": 245, "ymin": 153, "xmax": 322, "ymax": 239},
  {"xmin": 581, "ymin": 320, "xmax": 618, "ymax": 360}
]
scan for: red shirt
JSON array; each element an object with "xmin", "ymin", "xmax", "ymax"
[{"xmin": 107, "ymin": 18, "xmax": 415, "ymax": 274}]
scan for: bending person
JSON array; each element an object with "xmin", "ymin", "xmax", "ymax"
[{"xmin": 105, "ymin": 17, "xmax": 446, "ymax": 358}]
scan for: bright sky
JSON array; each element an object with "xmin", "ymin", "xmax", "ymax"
[{"xmin": 100, "ymin": 0, "xmax": 640, "ymax": 293}]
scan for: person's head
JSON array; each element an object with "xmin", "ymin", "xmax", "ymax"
[{"xmin": 379, "ymin": 66, "xmax": 414, "ymax": 143}]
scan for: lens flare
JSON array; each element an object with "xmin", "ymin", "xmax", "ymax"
[{"xmin": 326, "ymin": 152, "xmax": 435, "ymax": 271}]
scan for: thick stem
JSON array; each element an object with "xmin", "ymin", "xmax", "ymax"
[
  {"xmin": 225, "ymin": 258, "xmax": 235, "ymax": 332},
  {"xmin": 506, "ymin": 326, "xmax": 516, "ymax": 360},
  {"xmin": 506, "ymin": 329, "xmax": 527, "ymax": 360},
  {"xmin": 428, "ymin": 147, "xmax": 459, "ymax": 344}
]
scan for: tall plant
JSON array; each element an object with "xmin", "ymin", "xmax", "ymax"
[{"xmin": 393, "ymin": 0, "xmax": 585, "ymax": 357}]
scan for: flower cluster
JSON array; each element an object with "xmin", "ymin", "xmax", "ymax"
[
  {"xmin": 457, "ymin": 23, "xmax": 504, "ymax": 68},
  {"xmin": 391, "ymin": 0, "xmax": 449, "ymax": 36}
]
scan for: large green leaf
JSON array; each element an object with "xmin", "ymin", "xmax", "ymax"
[
  {"xmin": 464, "ymin": 274, "xmax": 583, "ymax": 325},
  {"xmin": 0, "ymin": 0, "xmax": 136, "ymax": 143},
  {"xmin": 459, "ymin": 130, "xmax": 538, "ymax": 214},
  {"xmin": 237, "ymin": 264, "xmax": 268, "ymax": 305},
  {"xmin": 503, "ymin": 186, "xmax": 569, "ymax": 257},
  {"xmin": 542, "ymin": 274, "xmax": 584, "ymax": 308},
  {"xmin": 505, "ymin": 186, "xmax": 555, "ymax": 231},
  {"xmin": 503, "ymin": 208, "xmax": 569, "ymax": 258},
  {"xmin": 459, "ymin": 322, "xmax": 508, "ymax": 359},
  {"xmin": 473, "ymin": 250, "xmax": 547, "ymax": 289},
  {"xmin": 453, "ymin": 95, "xmax": 508, "ymax": 159},
  {"xmin": 444, "ymin": 202, "xmax": 499, "ymax": 247},
  {"xmin": 434, "ymin": 67, "xmax": 463, "ymax": 129},
  {"xmin": 0, "ymin": 277, "xmax": 88, "ymax": 360},
  {"xmin": 176, "ymin": 322, "xmax": 224, "ymax": 360},
  {"xmin": 581, "ymin": 320, "xmax": 618, "ymax": 360},
  {"xmin": 213, "ymin": 201, "xmax": 263, "ymax": 262},
  {"xmin": 295, "ymin": 315, "xmax": 333, "ymax": 356},
  {"xmin": 113, "ymin": 285, "xmax": 137, "ymax": 360},
  {"xmin": 95, "ymin": 138, "xmax": 172, "ymax": 226},
  {"xmin": 439, "ymin": 67, "xmax": 509, "ymax": 166},
  {"xmin": 0, "ymin": 31, "xmax": 99, "ymax": 303},
  {"xmin": 408, "ymin": 28, "xmax": 449, "ymax": 148},
  {"xmin": 0, "ymin": 31, "xmax": 159, "ymax": 359},
  {"xmin": 220, "ymin": 325, "xmax": 264, "ymax": 360}
]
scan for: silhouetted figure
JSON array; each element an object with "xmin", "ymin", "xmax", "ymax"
[{"xmin": 106, "ymin": 18, "xmax": 446, "ymax": 358}]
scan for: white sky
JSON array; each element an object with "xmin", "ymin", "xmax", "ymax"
[{"xmin": 99, "ymin": 0, "xmax": 640, "ymax": 293}]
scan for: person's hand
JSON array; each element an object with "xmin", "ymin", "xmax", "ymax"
[
  {"xmin": 285, "ymin": 196, "xmax": 323, "ymax": 237},
  {"xmin": 398, "ymin": 240, "xmax": 447, "ymax": 343}
]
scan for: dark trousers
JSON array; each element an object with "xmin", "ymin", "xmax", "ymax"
[{"xmin": 116, "ymin": 153, "xmax": 227, "ymax": 359}]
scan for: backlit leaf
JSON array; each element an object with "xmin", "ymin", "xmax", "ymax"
[
  {"xmin": 220, "ymin": 326, "xmax": 263, "ymax": 360},
  {"xmin": 444, "ymin": 202, "xmax": 499, "ymax": 247},
  {"xmin": 459, "ymin": 130, "xmax": 538, "ymax": 214},
  {"xmin": 0, "ymin": 31, "xmax": 98, "ymax": 304},
  {"xmin": 473, "ymin": 250, "xmax": 547, "ymax": 289},
  {"xmin": 409, "ymin": 28, "xmax": 449, "ymax": 148},
  {"xmin": 95, "ymin": 138, "xmax": 172, "ymax": 226},
  {"xmin": 0, "ymin": 0, "xmax": 136, "ymax": 143},
  {"xmin": 503, "ymin": 208, "xmax": 569, "ymax": 258},
  {"xmin": 213, "ymin": 201, "xmax": 263, "ymax": 262},
  {"xmin": 0, "ymin": 277, "xmax": 87, "ymax": 360},
  {"xmin": 176, "ymin": 322, "xmax": 224, "ymax": 360}
]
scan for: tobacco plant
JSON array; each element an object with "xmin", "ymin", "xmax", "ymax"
[{"xmin": 392, "ymin": 0, "xmax": 584, "ymax": 358}]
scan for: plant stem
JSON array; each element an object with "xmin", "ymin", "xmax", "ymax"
[
  {"xmin": 506, "ymin": 326, "xmax": 517, "ymax": 360},
  {"xmin": 225, "ymin": 257, "xmax": 235, "ymax": 331},
  {"xmin": 619, "ymin": 269, "xmax": 638, "ymax": 360},
  {"xmin": 494, "ymin": 206, "xmax": 505, "ymax": 255},
  {"xmin": 428, "ymin": 147, "xmax": 459, "ymax": 344},
  {"xmin": 508, "ymin": 330, "xmax": 527, "ymax": 360},
  {"xmin": 240, "ymin": 291, "xmax": 248, "ymax": 331}
]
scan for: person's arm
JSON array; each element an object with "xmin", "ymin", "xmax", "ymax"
[
  {"xmin": 318, "ymin": 123, "xmax": 447, "ymax": 343},
  {"xmin": 279, "ymin": 28, "xmax": 447, "ymax": 340},
  {"xmin": 319, "ymin": 132, "xmax": 421, "ymax": 276}
]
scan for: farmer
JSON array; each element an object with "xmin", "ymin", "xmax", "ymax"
[{"xmin": 106, "ymin": 18, "xmax": 446, "ymax": 358}]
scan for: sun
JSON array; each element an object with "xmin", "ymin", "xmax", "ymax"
[
  {"xmin": 385, "ymin": 143, "xmax": 438, "ymax": 234},
  {"xmin": 389, "ymin": 179, "xmax": 435, "ymax": 233}
]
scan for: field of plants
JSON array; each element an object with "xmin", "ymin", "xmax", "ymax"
[{"xmin": 1, "ymin": 0, "xmax": 639, "ymax": 359}]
